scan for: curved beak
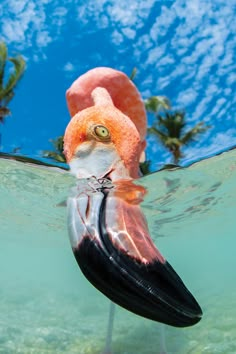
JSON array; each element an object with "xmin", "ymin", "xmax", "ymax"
[{"xmin": 67, "ymin": 179, "xmax": 202, "ymax": 327}]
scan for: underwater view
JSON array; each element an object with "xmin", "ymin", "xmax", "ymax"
[
  {"xmin": 1, "ymin": 1, "xmax": 235, "ymax": 353},
  {"xmin": 0, "ymin": 149, "xmax": 235, "ymax": 354}
]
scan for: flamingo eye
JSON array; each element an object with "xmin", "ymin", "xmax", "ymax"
[{"xmin": 93, "ymin": 125, "xmax": 110, "ymax": 140}]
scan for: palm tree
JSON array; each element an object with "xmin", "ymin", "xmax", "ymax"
[
  {"xmin": 148, "ymin": 110, "xmax": 209, "ymax": 165},
  {"xmin": 43, "ymin": 136, "xmax": 66, "ymax": 163},
  {"xmin": 138, "ymin": 96, "xmax": 171, "ymax": 173},
  {"xmin": 0, "ymin": 41, "xmax": 26, "ymax": 124}
]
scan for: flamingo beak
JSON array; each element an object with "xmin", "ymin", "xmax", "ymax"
[{"xmin": 67, "ymin": 179, "xmax": 202, "ymax": 327}]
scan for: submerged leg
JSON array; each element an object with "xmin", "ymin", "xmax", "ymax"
[
  {"xmin": 159, "ymin": 324, "xmax": 167, "ymax": 354},
  {"xmin": 102, "ymin": 302, "xmax": 116, "ymax": 354}
]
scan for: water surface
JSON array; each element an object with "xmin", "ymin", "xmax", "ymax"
[{"xmin": 0, "ymin": 150, "xmax": 235, "ymax": 354}]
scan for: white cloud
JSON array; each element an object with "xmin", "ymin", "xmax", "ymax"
[
  {"xmin": 0, "ymin": 0, "xmax": 234, "ymax": 167},
  {"xmin": 226, "ymin": 72, "xmax": 236, "ymax": 85},
  {"xmin": 36, "ymin": 31, "xmax": 52, "ymax": 47},
  {"xmin": 111, "ymin": 30, "xmax": 123, "ymax": 45},
  {"xmin": 63, "ymin": 62, "xmax": 76, "ymax": 72},
  {"xmin": 52, "ymin": 6, "xmax": 68, "ymax": 28},
  {"xmin": 1, "ymin": 1, "xmax": 37, "ymax": 46},
  {"xmin": 121, "ymin": 27, "xmax": 136, "ymax": 40},
  {"xmin": 77, "ymin": 0, "xmax": 155, "ymax": 29},
  {"xmin": 176, "ymin": 88, "xmax": 198, "ymax": 107},
  {"xmin": 205, "ymin": 84, "xmax": 220, "ymax": 96},
  {"xmin": 8, "ymin": 0, "xmax": 27, "ymax": 14},
  {"xmin": 2, "ymin": 20, "xmax": 22, "ymax": 42},
  {"xmin": 107, "ymin": 0, "xmax": 156, "ymax": 28},
  {"xmin": 1, "ymin": 0, "xmax": 235, "ymax": 155},
  {"xmin": 196, "ymin": 55, "xmax": 214, "ymax": 81},
  {"xmin": 76, "ymin": 0, "xmax": 156, "ymax": 45},
  {"xmin": 224, "ymin": 88, "xmax": 232, "ymax": 96},
  {"xmin": 169, "ymin": 64, "xmax": 186, "ymax": 81},
  {"xmin": 209, "ymin": 98, "xmax": 227, "ymax": 118},
  {"xmin": 157, "ymin": 76, "xmax": 172, "ymax": 90},
  {"xmin": 133, "ymin": 0, "xmax": 235, "ymax": 143},
  {"xmin": 156, "ymin": 54, "xmax": 175, "ymax": 69},
  {"xmin": 0, "ymin": 0, "xmax": 62, "ymax": 54},
  {"xmin": 53, "ymin": 6, "xmax": 67, "ymax": 17},
  {"xmin": 135, "ymin": 34, "xmax": 153, "ymax": 52},
  {"xmin": 146, "ymin": 43, "xmax": 167, "ymax": 66},
  {"xmin": 211, "ymin": 129, "xmax": 236, "ymax": 148},
  {"xmin": 182, "ymin": 128, "xmax": 236, "ymax": 165},
  {"xmin": 150, "ymin": 5, "xmax": 176, "ymax": 40}
]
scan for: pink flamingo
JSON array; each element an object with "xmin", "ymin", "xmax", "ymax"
[{"xmin": 64, "ymin": 68, "xmax": 202, "ymax": 353}]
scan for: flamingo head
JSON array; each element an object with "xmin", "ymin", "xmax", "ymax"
[{"xmin": 64, "ymin": 87, "xmax": 145, "ymax": 181}]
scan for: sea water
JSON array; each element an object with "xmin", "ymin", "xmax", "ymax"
[{"xmin": 0, "ymin": 150, "xmax": 235, "ymax": 354}]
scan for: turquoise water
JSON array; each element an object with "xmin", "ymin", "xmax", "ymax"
[{"xmin": 0, "ymin": 150, "xmax": 235, "ymax": 354}]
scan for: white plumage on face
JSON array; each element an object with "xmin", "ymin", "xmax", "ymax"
[{"xmin": 69, "ymin": 140, "xmax": 129, "ymax": 180}]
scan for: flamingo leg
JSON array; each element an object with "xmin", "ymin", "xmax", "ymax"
[
  {"xmin": 159, "ymin": 324, "xmax": 168, "ymax": 354},
  {"xmin": 102, "ymin": 302, "xmax": 116, "ymax": 354}
]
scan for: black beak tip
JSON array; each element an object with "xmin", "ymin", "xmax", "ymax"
[{"xmin": 73, "ymin": 239, "xmax": 203, "ymax": 328}]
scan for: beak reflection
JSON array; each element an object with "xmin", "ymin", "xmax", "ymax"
[{"xmin": 67, "ymin": 177, "xmax": 202, "ymax": 327}]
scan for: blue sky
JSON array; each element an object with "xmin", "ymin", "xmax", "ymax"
[{"xmin": 0, "ymin": 0, "xmax": 235, "ymax": 170}]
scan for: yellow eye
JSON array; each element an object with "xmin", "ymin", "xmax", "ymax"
[{"xmin": 93, "ymin": 125, "xmax": 110, "ymax": 140}]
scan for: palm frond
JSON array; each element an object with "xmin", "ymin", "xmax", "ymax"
[
  {"xmin": 0, "ymin": 106, "xmax": 11, "ymax": 123},
  {"xmin": 181, "ymin": 122, "xmax": 210, "ymax": 145},
  {"xmin": 145, "ymin": 96, "xmax": 171, "ymax": 114},
  {"xmin": 129, "ymin": 67, "xmax": 137, "ymax": 81},
  {"xmin": 0, "ymin": 42, "xmax": 7, "ymax": 90},
  {"xmin": 139, "ymin": 160, "xmax": 151, "ymax": 175},
  {"xmin": 50, "ymin": 136, "xmax": 64, "ymax": 153},
  {"xmin": 148, "ymin": 126, "xmax": 169, "ymax": 145},
  {"xmin": 43, "ymin": 136, "xmax": 66, "ymax": 163},
  {"xmin": 157, "ymin": 111, "xmax": 185, "ymax": 138},
  {"xmin": 2, "ymin": 91, "xmax": 14, "ymax": 106},
  {"xmin": 43, "ymin": 151, "xmax": 66, "ymax": 163},
  {"xmin": 3, "ymin": 55, "xmax": 26, "ymax": 97}
]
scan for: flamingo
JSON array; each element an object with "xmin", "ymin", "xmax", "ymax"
[{"xmin": 64, "ymin": 67, "xmax": 202, "ymax": 353}]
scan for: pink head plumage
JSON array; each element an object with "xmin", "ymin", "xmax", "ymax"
[
  {"xmin": 64, "ymin": 67, "xmax": 147, "ymax": 179},
  {"xmin": 66, "ymin": 67, "xmax": 147, "ymax": 142}
]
